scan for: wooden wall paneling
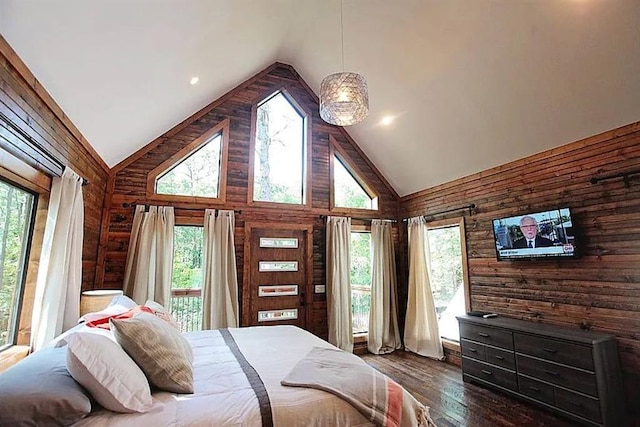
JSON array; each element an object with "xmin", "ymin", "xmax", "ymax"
[
  {"xmin": 99, "ymin": 63, "xmax": 401, "ymax": 341},
  {"xmin": 400, "ymin": 121, "xmax": 640, "ymax": 422}
]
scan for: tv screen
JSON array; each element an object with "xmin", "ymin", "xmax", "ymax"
[{"xmin": 492, "ymin": 208, "xmax": 577, "ymax": 261}]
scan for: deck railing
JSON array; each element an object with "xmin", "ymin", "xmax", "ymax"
[
  {"xmin": 351, "ymin": 284, "xmax": 371, "ymax": 335},
  {"xmin": 170, "ymin": 288, "xmax": 202, "ymax": 332}
]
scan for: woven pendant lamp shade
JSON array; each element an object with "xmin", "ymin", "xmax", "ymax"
[{"xmin": 319, "ymin": 72, "xmax": 369, "ymax": 126}]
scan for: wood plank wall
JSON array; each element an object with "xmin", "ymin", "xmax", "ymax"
[
  {"xmin": 400, "ymin": 122, "xmax": 640, "ymax": 420},
  {"xmin": 97, "ymin": 63, "xmax": 401, "ymax": 339},
  {"xmin": 0, "ymin": 36, "xmax": 109, "ymax": 343}
]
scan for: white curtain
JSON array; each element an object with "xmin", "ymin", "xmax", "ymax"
[
  {"xmin": 202, "ymin": 209, "xmax": 239, "ymax": 329},
  {"xmin": 122, "ymin": 205, "xmax": 174, "ymax": 306},
  {"xmin": 30, "ymin": 167, "xmax": 84, "ymax": 351},
  {"xmin": 368, "ymin": 220, "xmax": 402, "ymax": 354},
  {"xmin": 404, "ymin": 216, "xmax": 444, "ymax": 359},
  {"xmin": 326, "ymin": 216, "xmax": 353, "ymax": 352}
]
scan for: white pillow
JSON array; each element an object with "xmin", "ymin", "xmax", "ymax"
[
  {"xmin": 43, "ymin": 323, "xmax": 114, "ymax": 349},
  {"xmin": 66, "ymin": 332, "xmax": 153, "ymax": 413}
]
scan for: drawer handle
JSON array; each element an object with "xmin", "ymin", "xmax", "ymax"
[
  {"xmin": 481, "ymin": 370, "xmax": 492, "ymax": 375},
  {"xmin": 478, "ymin": 332, "xmax": 490, "ymax": 338},
  {"xmin": 529, "ymin": 386, "xmax": 540, "ymax": 392},
  {"xmin": 544, "ymin": 369, "xmax": 559, "ymax": 377},
  {"xmin": 494, "ymin": 355, "xmax": 504, "ymax": 360},
  {"xmin": 468, "ymin": 348, "xmax": 477, "ymax": 353},
  {"xmin": 542, "ymin": 347, "xmax": 557, "ymax": 354}
]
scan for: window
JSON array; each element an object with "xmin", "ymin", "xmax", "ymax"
[
  {"xmin": 0, "ymin": 179, "xmax": 36, "ymax": 349},
  {"xmin": 148, "ymin": 118, "xmax": 229, "ymax": 203},
  {"xmin": 425, "ymin": 218, "xmax": 470, "ymax": 342},
  {"xmin": 330, "ymin": 136, "xmax": 378, "ymax": 212},
  {"xmin": 252, "ymin": 91, "xmax": 307, "ymax": 204},
  {"xmin": 170, "ymin": 226, "xmax": 203, "ymax": 332},
  {"xmin": 350, "ymin": 230, "xmax": 371, "ymax": 335},
  {"xmin": 334, "ymin": 156, "xmax": 377, "ymax": 210},
  {"xmin": 156, "ymin": 134, "xmax": 222, "ymax": 198}
]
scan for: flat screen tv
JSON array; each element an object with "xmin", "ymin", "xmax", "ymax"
[{"xmin": 492, "ymin": 208, "xmax": 577, "ymax": 261}]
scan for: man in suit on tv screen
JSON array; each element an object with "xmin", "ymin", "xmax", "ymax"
[{"xmin": 512, "ymin": 216, "xmax": 554, "ymax": 248}]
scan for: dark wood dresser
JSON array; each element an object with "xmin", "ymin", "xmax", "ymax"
[{"xmin": 457, "ymin": 315, "xmax": 627, "ymax": 426}]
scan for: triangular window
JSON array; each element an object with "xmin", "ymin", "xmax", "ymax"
[
  {"xmin": 148, "ymin": 119, "xmax": 229, "ymax": 202},
  {"xmin": 156, "ymin": 134, "xmax": 222, "ymax": 198},
  {"xmin": 333, "ymin": 154, "xmax": 378, "ymax": 210}
]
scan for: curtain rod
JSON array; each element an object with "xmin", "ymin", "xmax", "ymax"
[
  {"xmin": 319, "ymin": 215, "xmax": 397, "ymax": 223},
  {"xmin": 590, "ymin": 169, "xmax": 640, "ymax": 188},
  {"xmin": 402, "ymin": 203, "xmax": 477, "ymax": 221},
  {"xmin": 121, "ymin": 203, "xmax": 241, "ymax": 215}
]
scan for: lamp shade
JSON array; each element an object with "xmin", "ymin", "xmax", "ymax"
[
  {"xmin": 319, "ymin": 72, "xmax": 369, "ymax": 126},
  {"xmin": 80, "ymin": 289, "xmax": 123, "ymax": 316}
]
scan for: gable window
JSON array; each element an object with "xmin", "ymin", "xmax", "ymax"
[
  {"xmin": 148, "ymin": 119, "xmax": 229, "ymax": 203},
  {"xmin": 350, "ymin": 230, "xmax": 371, "ymax": 335},
  {"xmin": 425, "ymin": 218, "xmax": 470, "ymax": 342},
  {"xmin": 330, "ymin": 136, "xmax": 379, "ymax": 212},
  {"xmin": 0, "ymin": 179, "xmax": 36, "ymax": 349},
  {"xmin": 170, "ymin": 225, "xmax": 204, "ymax": 332},
  {"xmin": 156, "ymin": 134, "xmax": 222, "ymax": 198},
  {"xmin": 252, "ymin": 91, "xmax": 307, "ymax": 205}
]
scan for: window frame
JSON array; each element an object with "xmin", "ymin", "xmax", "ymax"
[
  {"xmin": 247, "ymin": 88, "xmax": 312, "ymax": 210},
  {"xmin": 0, "ymin": 154, "xmax": 50, "ymax": 350},
  {"xmin": 147, "ymin": 118, "xmax": 230, "ymax": 205},
  {"xmin": 329, "ymin": 135, "xmax": 379, "ymax": 214},
  {"xmin": 425, "ymin": 216, "xmax": 471, "ymax": 346}
]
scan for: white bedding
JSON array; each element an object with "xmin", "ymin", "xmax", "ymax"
[{"xmin": 73, "ymin": 325, "xmax": 374, "ymax": 426}]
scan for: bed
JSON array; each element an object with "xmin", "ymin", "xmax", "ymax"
[{"xmin": 70, "ymin": 325, "xmax": 429, "ymax": 426}]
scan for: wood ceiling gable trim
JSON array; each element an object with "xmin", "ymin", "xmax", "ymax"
[
  {"xmin": 111, "ymin": 62, "xmax": 290, "ymax": 175},
  {"xmin": 0, "ymin": 34, "xmax": 109, "ymax": 173},
  {"xmin": 400, "ymin": 120, "xmax": 640, "ymax": 203}
]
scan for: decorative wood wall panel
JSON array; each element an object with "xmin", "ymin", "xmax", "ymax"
[
  {"xmin": 98, "ymin": 63, "xmax": 401, "ymax": 339},
  {"xmin": 400, "ymin": 122, "xmax": 640, "ymax": 420},
  {"xmin": 0, "ymin": 37, "xmax": 109, "ymax": 343}
]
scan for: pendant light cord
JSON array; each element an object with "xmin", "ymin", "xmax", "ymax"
[{"xmin": 340, "ymin": 0, "xmax": 345, "ymax": 71}]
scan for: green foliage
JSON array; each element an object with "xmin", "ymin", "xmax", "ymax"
[
  {"xmin": 334, "ymin": 158, "xmax": 373, "ymax": 209},
  {"xmin": 156, "ymin": 135, "xmax": 221, "ymax": 198},
  {"xmin": 0, "ymin": 180, "xmax": 34, "ymax": 345},
  {"xmin": 427, "ymin": 226, "xmax": 463, "ymax": 313},
  {"xmin": 171, "ymin": 226, "xmax": 204, "ymax": 289},
  {"xmin": 350, "ymin": 232, "xmax": 371, "ymax": 287}
]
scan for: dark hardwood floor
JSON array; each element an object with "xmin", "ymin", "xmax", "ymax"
[{"xmin": 361, "ymin": 351, "xmax": 579, "ymax": 427}]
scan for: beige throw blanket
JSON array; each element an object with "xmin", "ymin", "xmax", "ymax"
[{"xmin": 281, "ymin": 347, "xmax": 436, "ymax": 427}]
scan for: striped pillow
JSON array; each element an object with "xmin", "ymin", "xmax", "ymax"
[{"xmin": 110, "ymin": 312, "xmax": 194, "ymax": 393}]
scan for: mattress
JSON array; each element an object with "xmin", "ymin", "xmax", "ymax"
[{"xmin": 72, "ymin": 325, "xmax": 374, "ymax": 426}]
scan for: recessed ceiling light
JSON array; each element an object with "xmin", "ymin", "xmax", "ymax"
[
  {"xmin": 381, "ymin": 116, "xmax": 394, "ymax": 126},
  {"xmin": 190, "ymin": 77, "xmax": 199, "ymax": 85}
]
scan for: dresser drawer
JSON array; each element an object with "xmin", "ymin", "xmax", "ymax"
[
  {"xmin": 461, "ymin": 339, "xmax": 486, "ymax": 361},
  {"xmin": 486, "ymin": 345, "xmax": 515, "ymax": 370},
  {"xmin": 463, "ymin": 357, "xmax": 517, "ymax": 391},
  {"xmin": 518, "ymin": 375, "xmax": 555, "ymax": 406},
  {"xmin": 514, "ymin": 333, "xmax": 594, "ymax": 371},
  {"xmin": 516, "ymin": 354, "xmax": 597, "ymax": 396},
  {"xmin": 555, "ymin": 387, "xmax": 602, "ymax": 424},
  {"xmin": 460, "ymin": 323, "xmax": 513, "ymax": 350}
]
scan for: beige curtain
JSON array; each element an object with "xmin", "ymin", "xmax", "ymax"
[
  {"xmin": 404, "ymin": 216, "xmax": 444, "ymax": 359},
  {"xmin": 326, "ymin": 216, "xmax": 353, "ymax": 352},
  {"xmin": 368, "ymin": 220, "xmax": 402, "ymax": 354},
  {"xmin": 123, "ymin": 205, "xmax": 174, "ymax": 306},
  {"xmin": 31, "ymin": 167, "xmax": 84, "ymax": 350},
  {"xmin": 202, "ymin": 209, "xmax": 239, "ymax": 329}
]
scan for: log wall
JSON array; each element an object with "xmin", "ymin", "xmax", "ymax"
[
  {"xmin": 0, "ymin": 36, "xmax": 109, "ymax": 344},
  {"xmin": 97, "ymin": 63, "xmax": 401, "ymax": 339},
  {"xmin": 400, "ymin": 122, "xmax": 640, "ymax": 420}
]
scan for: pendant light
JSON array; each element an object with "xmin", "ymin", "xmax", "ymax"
[{"xmin": 319, "ymin": 0, "xmax": 369, "ymax": 126}]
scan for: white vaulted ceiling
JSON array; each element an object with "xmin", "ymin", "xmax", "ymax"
[{"xmin": 1, "ymin": 0, "xmax": 639, "ymax": 196}]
